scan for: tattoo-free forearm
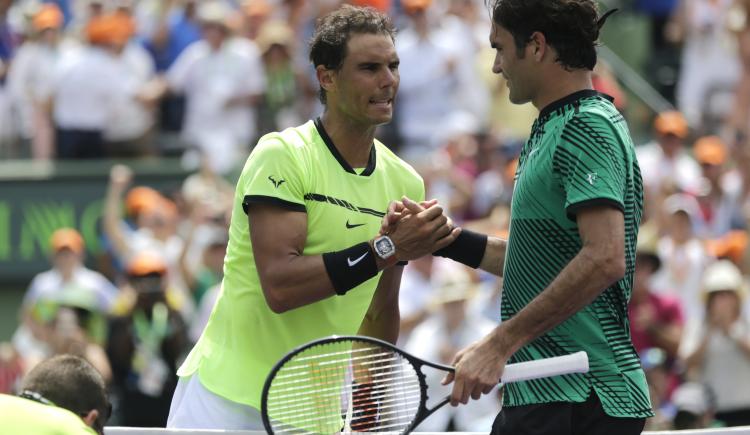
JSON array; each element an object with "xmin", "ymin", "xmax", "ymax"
[
  {"xmin": 478, "ymin": 236, "xmax": 507, "ymax": 277},
  {"xmin": 491, "ymin": 245, "xmax": 624, "ymax": 359},
  {"xmin": 357, "ymin": 267, "xmax": 403, "ymax": 344}
]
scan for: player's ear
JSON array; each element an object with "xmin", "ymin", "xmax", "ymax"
[
  {"xmin": 528, "ymin": 31, "xmax": 546, "ymax": 62},
  {"xmin": 316, "ymin": 65, "xmax": 336, "ymax": 95},
  {"xmin": 81, "ymin": 409, "xmax": 99, "ymax": 429}
]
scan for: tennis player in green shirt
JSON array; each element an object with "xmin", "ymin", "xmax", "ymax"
[{"xmin": 386, "ymin": 1, "xmax": 653, "ymax": 434}]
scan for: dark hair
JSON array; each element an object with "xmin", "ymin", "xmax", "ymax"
[
  {"xmin": 309, "ymin": 4, "xmax": 396, "ymax": 104},
  {"xmin": 22, "ymin": 355, "xmax": 110, "ymax": 434},
  {"xmin": 635, "ymin": 252, "xmax": 661, "ymax": 273},
  {"xmin": 487, "ymin": 0, "xmax": 603, "ymax": 71}
]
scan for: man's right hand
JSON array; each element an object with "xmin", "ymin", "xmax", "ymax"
[
  {"xmin": 380, "ymin": 198, "xmax": 440, "ymax": 235},
  {"xmin": 384, "ymin": 196, "xmax": 460, "ymax": 261}
]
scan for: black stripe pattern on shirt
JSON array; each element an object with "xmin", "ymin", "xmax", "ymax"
[{"xmin": 303, "ymin": 193, "xmax": 385, "ymax": 218}]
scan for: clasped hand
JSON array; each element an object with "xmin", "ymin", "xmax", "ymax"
[{"xmin": 380, "ymin": 196, "xmax": 460, "ymax": 261}]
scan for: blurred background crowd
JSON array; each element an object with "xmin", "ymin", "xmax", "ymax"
[{"xmin": 1, "ymin": 0, "xmax": 750, "ymax": 432}]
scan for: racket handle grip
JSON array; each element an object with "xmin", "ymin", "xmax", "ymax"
[{"xmin": 500, "ymin": 351, "xmax": 589, "ymax": 384}]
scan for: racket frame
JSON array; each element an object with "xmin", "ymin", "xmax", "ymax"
[{"xmin": 261, "ymin": 335, "xmax": 452, "ymax": 434}]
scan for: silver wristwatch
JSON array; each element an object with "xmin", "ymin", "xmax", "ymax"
[{"xmin": 372, "ymin": 235, "xmax": 396, "ymax": 260}]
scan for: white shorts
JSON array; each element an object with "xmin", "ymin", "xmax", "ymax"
[{"xmin": 167, "ymin": 372, "xmax": 264, "ymax": 430}]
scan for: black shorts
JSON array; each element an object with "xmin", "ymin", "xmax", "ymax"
[{"xmin": 491, "ymin": 392, "xmax": 646, "ymax": 435}]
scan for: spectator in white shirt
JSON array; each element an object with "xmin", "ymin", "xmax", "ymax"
[
  {"xmin": 6, "ymin": 3, "xmax": 72, "ymax": 160},
  {"xmin": 652, "ymin": 194, "xmax": 713, "ymax": 322},
  {"xmin": 167, "ymin": 1, "xmax": 266, "ymax": 175},
  {"xmin": 12, "ymin": 228, "xmax": 119, "ymax": 370},
  {"xmin": 681, "ymin": 260, "xmax": 750, "ymax": 427},
  {"xmin": 637, "ymin": 111, "xmax": 702, "ymax": 198},
  {"xmin": 49, "ymin": 14, "xmax": 131, "ymax": 159},
  {"xmin": 395, "ymin": 0, "xmax": 461, "ymax": 164},
  {"xmin": 103, "ymin": 8, "xmax": 161, "ymax": 158},
  {"xmin": 692, "ymin": 136, "xmax": 746, "ymax": 238}
]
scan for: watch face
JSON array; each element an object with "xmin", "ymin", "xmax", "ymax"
[{"xmin": 375, "ymin": 237, "xmax": 394, "ymax": 258}]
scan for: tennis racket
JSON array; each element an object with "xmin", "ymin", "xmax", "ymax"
[{"xmin": 261, "ymin": 335, "xmax": 589, "ymax": 434}]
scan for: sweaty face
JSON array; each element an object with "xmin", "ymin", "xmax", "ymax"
[
  {"xmin": 489, "ymin": 23, "xmax": 532, "ymax": 105},
  {"xmin": 328, "ymin": 33, "xmax": 400, "ymax": 126}
]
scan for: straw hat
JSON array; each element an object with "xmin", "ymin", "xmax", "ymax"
[
  {"xmin": 702, "ymin": 259, "xmax": 747, "ymax": 300},
  {"xmin": 256, "ymin": 20, "xmax": 293, "ymax": 54},
  {"xmin": 197, "ymin": 1, "xmax": 234, "ymax": 27},
  {"xmin": 635, "ymin": 228, "xmax": 661, "ymax": 271},
  {"xmin": 430, "ymin": 266, "xmax": 477, "ymax": 308}
]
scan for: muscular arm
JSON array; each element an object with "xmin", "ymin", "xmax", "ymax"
[
  {"xmin": 491, "ymin": 205, "xmax": 626, "ymax": 359},
  {"xmin": 249, "ymin": 202, "xmax": 456, "ymax": 313},
  {"xmin": 248, "ymin": 205, "xmax": 338, "ymax": 313},
  {"xmin": 357, "ymin": 266, "xmax": 404, "ymax": 344}
]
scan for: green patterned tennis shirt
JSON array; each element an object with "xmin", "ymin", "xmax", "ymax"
[{"xmin": 502, "ymin": 90, "xmax": 653, "ymax": 418}]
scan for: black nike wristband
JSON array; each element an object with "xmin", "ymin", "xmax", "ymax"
[
  {"xmin": 433, "ymin": 229, "xmax": 488, "ymax": 269},
  {"xmin": 323, "ymin": 242, "xmax": 379, "ymax": 296}
]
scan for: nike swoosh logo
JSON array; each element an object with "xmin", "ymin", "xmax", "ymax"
[
  {"xmin": 346, "ymin": 220, "xmax": 365, "ymax": 229},
  {"xmin": 347, "ymin": 252, "xmax": 369, "ymax": 267}
]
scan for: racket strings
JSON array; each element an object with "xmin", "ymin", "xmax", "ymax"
[
  {"xmin": 268, "ymin": 362, "xmax": 418, "ymax": 398},
  {"xmin": 266, "ymin": 341, "xmax": 422, "ymax": 434},
  {"xmin": 270, "ymin": 356, "xmax": 409, "ymax": 391}
]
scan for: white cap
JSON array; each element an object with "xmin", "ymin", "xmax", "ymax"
[{"xmin": 663, "ymin": 193, "xmax": 701, "ymax": 220}]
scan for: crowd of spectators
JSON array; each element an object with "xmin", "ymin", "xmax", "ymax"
[{"xmin": 1, "ymin": 0, "xmax": 750, "ymax": 431}]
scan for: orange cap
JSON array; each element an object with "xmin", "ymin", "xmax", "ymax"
[
  {"xmin": 50, "ymin": 228, "xmax": 85, "ymax": 254},
  {"xmin": 352, "ymin": 0, "xmax": 392, "ymax": 12},
  {"xmin": 654, "ymin": 111, "xmax": 688, "ymax": 139},
  {"xmin": 148, "ymin": 197, "xmax": 179, "ymax": 219},
  {"xmin": 86, "ymin": 15, "xmax": 114, "ymax": 44},
  {"xmin": 125, "ymin": 186, "xmax": 162, "ymax": 217},
  {"xmin": 402, "ymin": 0, "xmax": 432, "ymax": 13},
  {"xmin": 111, "ymin": 12, "xmax": 136, "ymax": 44},
  {"xmin": 705, "ymin": 230, "xmax": 748, "ymax": 265},
  {"xmin": 86, "ymin": 14, "xmax": 134, "ymax": 45},
  {"xmin": 694, "ymin": 136, "xmax": 727, "ymax": 165},
  {"xmin": 127, "ymin": 251, "xmax": 167, "ymax": 276},
  {"xmin": 33, "ymin": 4, "xmax": 64, "ymax": 31}
]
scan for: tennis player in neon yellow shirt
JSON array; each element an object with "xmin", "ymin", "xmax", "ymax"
[{"xmin": 167, "ymin": 5, "xmax": 460, "ymax": 429}]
